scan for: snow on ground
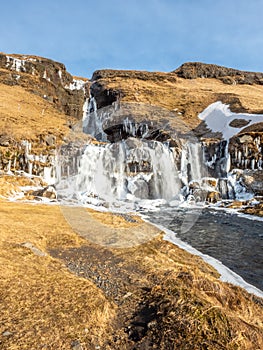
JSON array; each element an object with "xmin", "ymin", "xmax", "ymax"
[{"xmin": 199, "ymin": 102, "xmax": 263, "ymax": 141}]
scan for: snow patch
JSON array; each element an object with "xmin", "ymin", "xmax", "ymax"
[
  {"xmin": 66, "ymin": 79, "xmax": 86, "ymax": 91},
  {"xmin": 6, "ymin": 56, "xmax": 26, "ymax": 72},
  {"xmin": 199, "ymin": 102, "xmax": 263, "ymax": 142}
]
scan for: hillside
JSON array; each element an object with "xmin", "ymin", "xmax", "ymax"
[
  {"xmin": 0, "ymin": 53, "xmax": 88, "ymax": 142},
  {"xmin": 0, "ymin": 53, "xmax": 263, "ymax": 349},
  {"xmin": 0, "ymin": 53, "xmax": 91, "ymax": 178},
  {"xmin": 90, "ymin": 64, "xmax": 263, "ymax": 131},
  {"xmin": 1, "ymin": 201, "xmax": 263, "ymax": 349}
]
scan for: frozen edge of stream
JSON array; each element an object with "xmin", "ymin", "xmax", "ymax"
[{"xmin": 150, "ymin": 223, "xmax": 263, "ymax": 299}]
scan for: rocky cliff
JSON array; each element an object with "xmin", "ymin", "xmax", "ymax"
[
  {"xmin": 84, "ymin": 63, "xmax": 263, "ymax": 205},
  {"xmin": 1, "ymin": 54, "xmax": 263, "ymax": 201},
  {"xmin": 174, "ymin": 62, "xmax": 263, "ymax": 85},
  {"xmin": 0, "ymin": 52, "xmax": 88, "ymax": 118},
  {"xmin": 0, "ymin": 52, "xmax": 91, "ymax": 181},
  {"xmin": 88, "ymin": 64, "xmax": 263, "ymax": 153}
]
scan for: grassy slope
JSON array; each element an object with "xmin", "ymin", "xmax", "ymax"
[
  {"xmin": 103, "ymin": 76, "xmax": 263, "ymax": 128},
  {"xmin": 0, "ymin": 82, "xmax": 69, "ymax": 141},
  {"xmin": 0, "ymin": 201, "xmax": 262, "ymax": 349},
  {"xmin": 0, "ymin": 201, "xmax": 115, "ymax": 350}
]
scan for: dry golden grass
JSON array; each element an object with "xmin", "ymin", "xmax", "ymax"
[
  {"xmin": 0, "ymin": 201, "xmax": 115, "ymax": 350},
  {"xmin": 112, "ymin": 237, "xmax": 263, "ymax": 349},
  {"xmin": 0, "ymin": 175, "xmax": 47, "ymax": 199},
  {"xmin": 0, "ymin": 82, "xmax": 69, "ymax": 141},
  {"xmin": 0, "ymin": 201, "xmax": 262, "ymax": 349},
  {"xmin": 87, "ymin": 208, "xmax": 144, "ymax": 229},
  {"xmin": 104, "ymin": 76, "xmax": 263, "ymax": 128}
]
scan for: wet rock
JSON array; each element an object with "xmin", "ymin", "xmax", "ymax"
[
  {"xmin": 206, "ymin": 190, "xmax": 221, "ymax": 203},
  {"xmin": 32, "ymin": 185, "xmax": 57, "ymax": 199},
  {"xmin": 201, "ymin": 177, "xmax": 217, "ymax": 188},
  {"xmin": 99, "ymin": 102, "xmax": 179, "ymax": 143},
  {"xmin": 226, "ymin": 201, "xmax": 246, "ymax": 209},
  {"xmin": 241, "ymin": 201, "xmax": 263, "ymax": 217},
  {"xmin": 241, "ymin": 170, "xmax": 263, "ymax": 195}
]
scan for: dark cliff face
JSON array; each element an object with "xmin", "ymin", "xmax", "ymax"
[
  {"xmin": 0, "ymin": 53, "xmax": 88, "ymax": 119},
  {"xmin": 174, "ymin": 62, "xmax": 263, "ymax": 85},
  {"xmin": 90, "ymin": 69, "xmax": 177, "ymax": 109}
]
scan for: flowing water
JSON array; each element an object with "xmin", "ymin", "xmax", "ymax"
[
  {"xmin": 75, "ymin": 138, "xmax": 183, "ymax": 202},
  {"xmin": 144, "ymin": 207, "xmax": 263, "ymax": 291}
]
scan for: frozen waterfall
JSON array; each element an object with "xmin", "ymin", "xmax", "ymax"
[{"xmin": 76, "ymin": 138, "xmax": 181, "ymax": 202}]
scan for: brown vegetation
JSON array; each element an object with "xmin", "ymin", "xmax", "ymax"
[
  {"xmin": 0, "ymin": 201, "xmax": 262, "ymax": 349},
  {"xmin": 0, "ymin": 82, "xmax": 69, "ymax": 142},
  {"xmin": 0, "ymin": 201, "xmax": 115, "ymax": 350},
  {"xmin": 91, "ymin": 72, "xmax": 263, "ymax": 130}
]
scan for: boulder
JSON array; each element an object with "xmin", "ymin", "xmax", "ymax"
[
  {"xmin": 32, "ymin": 185, "xmax": 57, "ymax": 199},
  {"xmin": 206, "ymin": 190, "xmax": 221, "ymax": 203},
  {"xmin": 240, "ymin": 170, "xmax": 263, "ymax": 195}
]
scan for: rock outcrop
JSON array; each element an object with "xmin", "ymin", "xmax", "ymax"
[
  {"xmin": 229, "ymin": 131, "xmax": 263, "ymax": 171},
  {"xmin": 240, "ymin": 169, "xmax": 263, "ymax": 196},
  {"xmin": 174, "ymin": 62, "xmax": 263, "ymax": 85},
  {"xmin": 0, "ymin": 52, "xmax": 88, "ymax": 118},
  {"xmin": 0, "ymin": 52, "xmax": 91, "ymax": 183},
  {"xmin": 88, "ymin": 64, "xmax": 263, "ymax": 145},
  {"xmin": 1, "ymin": 52, "xmax": 263, "ymax": 201}
]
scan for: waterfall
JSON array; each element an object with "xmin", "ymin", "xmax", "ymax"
[
  {"xmin": 57, "ymin": 97, "xmax": 217, "ymax": 205},
  {"xmin": 82, "ymin": 96, "xmax": 108, "ymax": 141},
  {"xmin": 180, "ymin": 142, "xmax": 205, "ymax": 185},
  {"xmin": 75, "ymin": 138, "xmax": 181, "ymax": 203}
]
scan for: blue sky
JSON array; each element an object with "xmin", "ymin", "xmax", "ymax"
[{"xmin": 1, "ymin": 0, "xmax": 263, "ymax": 77}]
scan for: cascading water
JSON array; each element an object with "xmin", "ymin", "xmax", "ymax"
[
  {"xmin": 180, "ymin": 141, "xmax": 204, "ymax": 186},
  {"xmin": 82, "ymin": 96, "xmax": 108, "ymax": 141},
  {"xmin": 58, "ymin": 96, "xmax": 223, "ymax": 206},
  {"xmin": 76, "ymin": 138, "xmax": 181, "ymax": 203}
]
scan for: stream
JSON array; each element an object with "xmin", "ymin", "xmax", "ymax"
[{"xmin": 144, "ymin": 207, "xmax": 263, "ymax": 291}]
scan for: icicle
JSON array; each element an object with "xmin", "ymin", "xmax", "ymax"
[{"xmin": 75, "ymin": 138, "xmax": 181, "ymax": 202}]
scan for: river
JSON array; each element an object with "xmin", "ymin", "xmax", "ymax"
[{"xmin": 144, "ymin": 207, "xmax": 263, "ymax": 291}]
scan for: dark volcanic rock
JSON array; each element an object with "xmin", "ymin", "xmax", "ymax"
[
  {"xmin": 229, "ymin": 119, "xmax": 251, "ymax": 128},
  {"xmin": 174, "ymin": 62, "xmax": 263, "ymax": 85},
  {"xmin": 90, "ymin": 69, "xmax": 177, "ymax": 109},
  {"xmin": 91, "ymin": 69, "xmax": 177, "ymax": 83},
  {"xmin": 32, "ymin": 185, "xmax": 57, "ymax": 199},
  {"xmin": 240, "ymin": 170, "xmax": 263, "ymax": 195},
  {"xmin": 0, "ymin": 53, "xmax": 88, "ymax": 118}
]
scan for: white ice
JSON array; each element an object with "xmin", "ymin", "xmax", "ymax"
[{"xmin": 66, "ymin": 79, "xmax": 86, "ymax": 91}]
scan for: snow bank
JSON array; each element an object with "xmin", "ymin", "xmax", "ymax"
[{"xmin": 199, "ymin": 102, "xmax": 263, "ymax": 142}]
